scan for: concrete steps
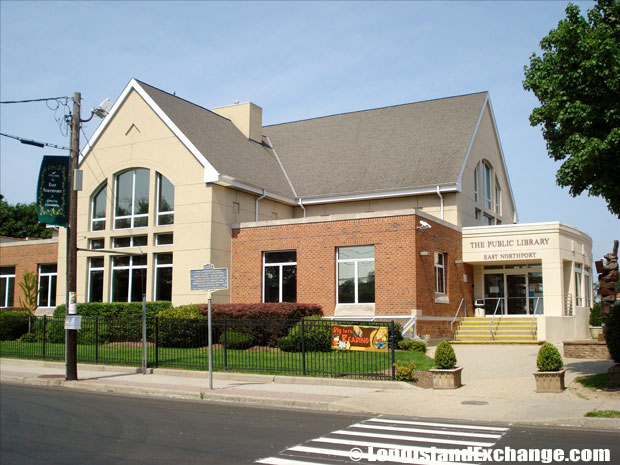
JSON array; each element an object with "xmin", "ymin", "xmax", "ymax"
[{"xmin": 450, "ymin": 317, "xmax": 539, "ymax": 344}]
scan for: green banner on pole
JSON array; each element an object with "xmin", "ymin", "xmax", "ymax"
[{"xmin": 36, "ymin": 155, "xmax": 69, "ymax": 227}]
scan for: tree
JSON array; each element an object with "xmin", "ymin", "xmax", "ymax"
[
  {"xmin": 0, "ymin": 194, "xmax": 53, "ymax": 239},
  {"xmin": 523, "ymin": 0, "xmax": 620, "ymax": 217},
  {"xmin": 18, "ymin": 271, "xmax": 39, "ymax": 316}
]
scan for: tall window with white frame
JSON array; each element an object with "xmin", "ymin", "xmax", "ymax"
[
  {"xmin": 155, "ymin": 253, "xmax": 173, "ymax": 301},
  {"xmin": 37, "ymin": 264, "xmax": 57, "ymax": 308},
  {"xmin": 111, "ymin": 255, "xmax": 147, "ymax": 302},
  {"xmin": 157, "ymin": 173, "xmax": 174, "ymax": 225},
  {"xmin": 473, "ymin": 163, "xmax": 479, "ymax": 203},
  {"xmin": 584, "ymin": 266, "xmax": 592, "ymax": 308},
  {"xmin": 574, "ymin": 264, "xmax": 583, "ymax": 306},
  {"xmin": 263, "ymin": 251, "xmax": 296, "ymax": 302},
  {"xmin": 91, "ymin": 183, "xmax": 107, "ymax": 231},
  {"xmin": 0, "ymin": 266, "xmax": 15, "ymax": 308},
  {"xmin": 434, "ymin": 252, "xmax": 447, "ymax": 296},
  {"xmin": 482, "ymin": 161, "xmax": 492, "ymax": 210},
  {"xmin": 88, "ymin": 257, "xmax": 104, "ymax": 302},
  {"xmin": 495, "ymin": 178, "xmax": 501, "ymax": 216},
  {"xmin": 337, "ymin": 246, "xmax": 375, "ymax": 304},
  {"xmin": 115, "ymin": 168, "xmax": 149, "ymax": 229}
]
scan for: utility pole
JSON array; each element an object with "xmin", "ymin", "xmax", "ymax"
[{"xmin": 65, "ymin": 92, "xmax": 80, "ymax": 381}]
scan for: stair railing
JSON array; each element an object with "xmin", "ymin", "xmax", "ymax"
[
  {"xmin": 450, "ymin": 298, "xmax": 467, "ymax": 335},
  {"xmin": 488, "ymin": 299, "xmax": 502, "ymax": 340},
  {"xmin": 529, "ymin": 297, "xmax": 542, "ymax": 338}
]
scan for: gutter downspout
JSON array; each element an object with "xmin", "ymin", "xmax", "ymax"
[
  {"xmin": 299, "ymin": 198, "xmax": 306, "ymax": 218},
  {"xmin": 436, "ymin": 186, "xmax": 444, "ymax": 220},
  {"xmin": 256, "ymin": 189, "xmax": 267, "ymax": 221}
]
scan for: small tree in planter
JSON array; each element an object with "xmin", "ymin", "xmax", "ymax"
[
  {"xmin": 534, "ymin": 342, "xmax": 566, "ymax": 393},
  {"xmin": 430, "ymin": 340, "xmax": 462, "ymax": 389},
  {"xmin": 589, "ymin": 303, "xmax": 603, "ymax": 339}
]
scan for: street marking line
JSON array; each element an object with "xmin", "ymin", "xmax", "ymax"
[
  {"xmin": 288, "ymin": 445, "xmax": 472, "ymax": 465},
  {"xmin": 369, "ymin": 418, "xmax": 508, "ymax": 432},
  {"xmin": 256, "ymin": 457, "xmax": 330, "ymax": 465},
  {"xmin": 331, "ymin": 429, "xmax": 494, "ymax": 447},
  {"xmin": 351, "ymin": 423, "xmax": 503, "ymax": 439}
]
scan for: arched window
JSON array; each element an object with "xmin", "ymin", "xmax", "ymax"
[
  {"xmin": 115, "ymin": 168, "xmax": 149, "ymax": 229},
  {"xmin": 91, "ymin": 183, "xmax": 107, "ymax": 231},
  {"xmin": 157, "ymin": 173, "xmax": 174, "ymax": 225}
]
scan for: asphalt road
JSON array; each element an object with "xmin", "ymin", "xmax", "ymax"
[{"xmin": 1, "ymin": 384, "xmax": 618, "ymax": 465}]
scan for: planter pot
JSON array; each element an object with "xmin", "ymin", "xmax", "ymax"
[
  {"xmin": 589, "ymin": 326, "xmax": 603, "ymax": 339},
  {"xmin": 430, "ymin": 367, "xmax": 462, "ymax": 389},
  {"xmin": 533, "ymin": 369, "xmax": 566, "ymax": 393}
]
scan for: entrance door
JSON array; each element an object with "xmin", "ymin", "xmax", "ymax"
[
  {"xmin": 507, "ymin": 274, "xmax": 527, "ymax": 314},
  {"xmin": 484, "ymin": 273, "xmax": 504, "ymax": 315}
]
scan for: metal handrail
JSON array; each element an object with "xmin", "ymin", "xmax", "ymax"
[
  {"xmin": 488, "ymin": 299, "xmax": 502, "ymax": 340},
  {"xmin": 450, "ymin": 298, "xmax": 467, "ymax": 334},
  {"xmin": 401, "ymin": 316, "xmax": 417, "ymax": 339},
  {"xmin": 529, "ymin": 297, "xmax": 542, "ymax": 336}
]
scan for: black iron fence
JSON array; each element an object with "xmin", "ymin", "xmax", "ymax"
[{"xmin": 0, "ymin": 315, "xmax": 397, "ymax": 380}]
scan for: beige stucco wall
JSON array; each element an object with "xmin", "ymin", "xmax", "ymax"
[
  {"xmin": 458, "ymin": 102, "xmax": 516, "ymax": 227},
  {"xmin": 58, "ymin": 89, "xmax": 287, "ymax": 307},
  {"xmin": 463, "ymin": 222, "xmax": 593, "ymax": 341}
]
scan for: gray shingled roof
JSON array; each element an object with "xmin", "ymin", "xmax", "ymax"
[
  {"xmin": 264, "ymin": 92, "xmax": 488, "ymax": 199},
  {"xmin": 137, "ymin": 80, "xmax": 295, "ymax": 199}
]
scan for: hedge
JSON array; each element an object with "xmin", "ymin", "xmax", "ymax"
[
  {"xmin": 54, "ymin": 301, "xmax": 172, "ymax": 319},
  {"xmin": 277, "ymin": 316, "xmax": 333, "ymax": 352},
  {"xmin": 0, "ymin": 311, "xmax": 32, "ymax": 341}
]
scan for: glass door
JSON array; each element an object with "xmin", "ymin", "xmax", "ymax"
[
  {"xmin": 507, "ymin": 274, "xmax": 527, "ymax": 314},
  {"xmin": 484, "ymin": 273, "xmax": 505, "ymax": 315}
]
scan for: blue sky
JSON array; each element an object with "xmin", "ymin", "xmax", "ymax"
[{"xmin": 1, "ymin": 1, "xmax": 617, "ymax": 271}]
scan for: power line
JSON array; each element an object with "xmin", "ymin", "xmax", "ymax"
[
  {"xmin": 0, "ymin": 132, "xmax": 70, "ymax": 151},
  {"xmin": 0, "ymin": 96, "xmax": 71, "ymax": 104}
]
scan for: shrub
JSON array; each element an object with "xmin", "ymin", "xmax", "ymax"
[
  {"xmin": 536, "ymin": 342, "xmax": 564, "ymax": 372},
  {"xmin": 277, "ymin": 316, "xmax": 332, "ymax": 352},
  {"xmin": 589, "ymin": 303, "xmax": 602, "ymax": 327},
  {"xmin": 157, "ymin": 306, "xmax": 206, "ymax": 348},
  {"xmin": 390, "ymin": 323, "xmax": 404, "ymax": 349},
  {"xmin": 604, "ymin": 305, "xmax": 620, "ymax": 363},
  {"xmin": 0, "ymin": 312, "xmax": 31, "ymax": 341},
  {"xmin": 394, "ymin": 361, "xmax": 417, "ymax": 382},
  {"xmin": 18, "ymin": 332, "xmax": 37, "ymax": 343},
  {"xmin": 54, "ymin": 301, "xmax": 172, "ymax": 319},
  {"xmin": 220, "ymin": 330, "xmax": 254, "ymax": 350},
  {"xmin": 434, "ymin": 340, "xmax": 457, "ymax": 369},
  {"xmin": 398, "ymin": 339, "xmax": 427, "ymax": 353}
]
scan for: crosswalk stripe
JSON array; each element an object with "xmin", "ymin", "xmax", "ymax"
[
  {"xmin": 288, "ymin": 445, "xmax": 473, "ymax": 465},
  {"xmin": 255, "ymin": 457, "xmax": 331, "ymax": 465},
  {"xmin": 351, "ymin": 423, "xmax": 503, "ymax": 439},
  {"xmin": 331, "ymin": 429, "xmax": 494, "ymax": 447},
  {"xmin": 368, "ymin": 418, "xmax": 509, "ymax": 432}
]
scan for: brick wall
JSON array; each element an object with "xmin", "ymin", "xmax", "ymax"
[
  {"xmin": 0, "ymin": 239, "xmax": 58, "ymax": 308},
  {"xmin": 231, "ymin": 213, "xmax": 473, "ymax": 336},
  {"xmin": 563, "ymin": 340, "xmax": 611, "ymax": 360}
]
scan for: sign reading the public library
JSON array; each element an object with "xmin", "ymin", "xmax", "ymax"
[
  {"xmin": 190, "ymin": 264, "xmax": 228, "ymax": 291},
  {"xmin": 36, "ymin": 155, "xmax": 69, "ymax": 227},
  {"xmin": 331, "ymin": 325, "xmax": 389, "ymax": 352},
  {"xmin": 466, "ymin": 236, "xmax": 551, "ymax": 261}
]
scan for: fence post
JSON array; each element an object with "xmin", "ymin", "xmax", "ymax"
[
  {"xmin": 223, "ymin": 318, "xmax": 228, "ymax": 370},
  {"xmin": 95, "ymin": 315, "xmax": 99, "ymax": 364},
  {"xmin": 301, "ymin": 318, "xmax": 306, "ymax": 376},
  {"xmin": 42, "ymin": 316, "xmax": 47, "ymax": 360},
  {"xmin": 155, "ymin": 317, "xmax": 159, "ymax": 368},
  {"xmin": 391, "ymin": 320, "xmax": 395, "ymax": 381}
]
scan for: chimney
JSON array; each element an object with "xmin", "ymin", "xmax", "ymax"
[{"xmin": 212, "ymin": 102, "xmax": 263, "ymax": 143}]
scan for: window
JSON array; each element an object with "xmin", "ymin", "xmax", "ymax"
[
  {"xmin": 90, "ymin": 238, "xmax": 105, "ymax": 250},
  {"xmin": 574, "ymin": 263, "xmax": 583, "ymax": 306},
  {"xmin": 482, "ymin": 161, "xmax": 492, "ymax": 210},
  {"xmin": 115, "ymin": 168, "xmax": 149, "ymax": 229},
  {"xmin": 156, "ymin": 233, "xmax": 173, "ymax": 246},
  {"xmin": 263, "ymin": 251, "xmax": 297, "ymax": 302},
  {"xmin": 475, "ymin": 208, "xmax": 481, "ymax": 221},
  {"xmin": 88, "ymin": 257, "xmax": 104, "ymax": 302},
  {"xmin": 337, "ymin": 246, "xmax": 375, "ymax": 304},
  {"xmin": 38, "ymin": 264, "xmax": 57, "ymax": 308},
  {"xmin": 111, "ymin": 255, "xmax": 146, "ymax": 302},
  {"xmin": 584, "ymin": 266, "xmax": 592, "ymax": 307},
  {"xmin": 155, "ymin": 253, "xmax": 173, "ymax": 301},
  {"xmin": 434, "ymin": 252, "xmax": 447, "ymax": 295},
  {"xmin": 495, "ymin": 178, "xmax": 501, "ymax": 215},
  {"xmin": 157, "ymin": 173, "xmax": 174, "ymax": 225},
  {"xmin": 0, "ymin": 266, "xmax": 16, "ymax": 308},
  {"xmin": 483, "ymin": 213, "xmax": 494, "ymax": 225},
  {"xmin": 113, "ymin": 235, "xmax": 147, "ymax": 248},
  {"xmin": 473, "ymin": 163, "xmax": 479, "ymax": 203},
  {"xmin": 91, "ymin": 184, "xmax": 107, "ymax": 231}
]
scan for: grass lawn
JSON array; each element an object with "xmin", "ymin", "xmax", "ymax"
[
  {"xmin": 584, "ymin": 410, "xmax": 620, "ymax": 418},
  {"xmin": 0, "ymin": 341, "xmax": 434, "ymax": 379},
  {"xmin": 575, "ymin": 373, "xmax": 611, "ymax": 390}
]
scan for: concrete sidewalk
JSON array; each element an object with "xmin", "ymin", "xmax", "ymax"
[{"xmin": 2, "ymin": 344, "xmax": 619, "ymax": 429}]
